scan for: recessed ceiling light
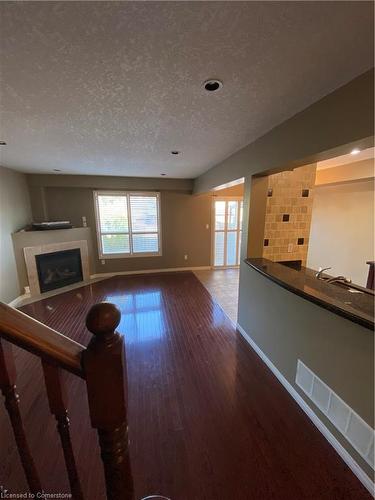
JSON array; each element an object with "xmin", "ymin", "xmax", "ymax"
[
  {"xmin": 0, "ymin": 141, "xmax": 6, "ymax": 146},
  {"xmin": 171, "ymin": 150, "xmax": 180, "ymax": 155},
  {"xmin": 350, "ymin": 148, "xmax": 360, "ymax": 155},
  {"xmin": 203, "ymin": 79, "xmax": 223, "ymax": 92}
]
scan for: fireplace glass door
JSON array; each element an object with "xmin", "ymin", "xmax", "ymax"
[{"xmin": 35, "ymin": 248, "xmax": 83, "ymax": 293}]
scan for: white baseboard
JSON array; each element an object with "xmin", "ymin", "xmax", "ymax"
[
  {"xmin": 6, "ymin": 268, "xmax": 211, "ymax": 308},
  {"xmin": 90, "ymin": 265, "xmax": 211, "ymax": 279},
  {"xmin": 236, "ymin": 323, "xmax": 375, "ymax": 496},
  {"xmin": 7, "ymin": 293, "xmax": 31, "ymax": 308}
]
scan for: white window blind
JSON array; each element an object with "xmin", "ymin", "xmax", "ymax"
[
  {"xmin": 213, "ymin": 198, "xmax": 243, "ymax": 267},
  {"xmin": 94, "ymin": 191, "xmax": 161, "ymax": 258}
]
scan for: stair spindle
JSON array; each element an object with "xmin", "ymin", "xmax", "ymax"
[
  {"xmin": 0, "ymin": 338, "xmax": 42, "ymax": 494},
  {"xmin": 42, "ymin": 360, "xmax": 83, "ymax": 499}
]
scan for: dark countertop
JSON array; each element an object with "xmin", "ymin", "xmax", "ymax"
[{"xmin": 245, "ymin": 258, "xmax": 374, "ymax": 331}]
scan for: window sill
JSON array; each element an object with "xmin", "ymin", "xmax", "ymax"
[{"xmin": 99, "ymin": 252, "xmax": 162, "ymax": 260}]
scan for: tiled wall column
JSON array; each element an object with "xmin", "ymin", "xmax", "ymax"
[{"xmin": 263, "ymin": 164, "xmax": 316, "ymax": 265}]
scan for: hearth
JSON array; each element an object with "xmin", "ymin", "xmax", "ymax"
[{"xmin": 35, "ymin": 248, "xmax": 83, "ymax": 293}]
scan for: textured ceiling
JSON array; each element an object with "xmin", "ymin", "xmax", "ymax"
[{"xmin": 0, "ymin": 1, "xmax": 373, "ymax": 178}]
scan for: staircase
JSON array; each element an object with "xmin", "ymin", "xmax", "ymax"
[{"xmin": 0, "ymin": 301, "xmax": 134, "ymax": 500}]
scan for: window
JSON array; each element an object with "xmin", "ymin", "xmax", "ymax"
[{"xmin": 94, "ymin": 191, "xmax": 161, "ymax": 258}]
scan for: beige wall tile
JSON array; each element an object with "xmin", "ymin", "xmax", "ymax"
[{"xmin": 262, "ymin": 164, "xmax": 316, "ymax": 263}]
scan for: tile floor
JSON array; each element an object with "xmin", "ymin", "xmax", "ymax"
[{"xmin": 194, "ymin": 268, "xmax": 239, "ymax": 324}]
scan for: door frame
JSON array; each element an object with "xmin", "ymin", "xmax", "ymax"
[{"xmin": 211, "ymin": 196, "xmax": 243, "ymax": 269}]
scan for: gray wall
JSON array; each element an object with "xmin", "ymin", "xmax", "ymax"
[
  {"xmin": 194, "ymin": 69, "xmax": 374, "ymax": 194},
  {"xmin": 27, "ymin": 175, "xmax": 212, "ymax": 275},
  {"xmin": 194, "ymin": 69, "xmax": 375, "ymax": 479},
  {"xmin": 0, "ymin": 166, "xmax": 32, "ymax": 302},
  {"xmin": 238, "ymin": 262, "xmax": 374, "ymax": 477}
]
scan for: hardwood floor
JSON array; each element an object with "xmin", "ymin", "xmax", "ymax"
[{"xmin": 0, "ymin": 272, "xmax": 371, "ymax": 499}]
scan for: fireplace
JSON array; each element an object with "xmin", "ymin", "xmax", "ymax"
[{"xmin": 35, "ymin": 248, "xmax": 83, "ymax": 293}]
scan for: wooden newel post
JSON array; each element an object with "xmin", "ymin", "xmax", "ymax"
[{"xmin": 83, "ymin": 302, "xmax": 134, "ymax": 500}]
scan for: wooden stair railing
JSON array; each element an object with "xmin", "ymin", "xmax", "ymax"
[{"xmin": 0, "ymin": 301, "xmax": 134, "ymax": 500}]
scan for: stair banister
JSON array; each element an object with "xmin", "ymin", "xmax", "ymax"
[{"xmin": 0, "ymin": 300, "xmax": 134, "ymax": 500}]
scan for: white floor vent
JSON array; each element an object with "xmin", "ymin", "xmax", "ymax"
[{"xmin": 296, "ymin": 360, "xmax": 374, "ymax": 469}]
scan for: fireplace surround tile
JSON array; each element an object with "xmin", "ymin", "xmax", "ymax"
[{"xmin": 24, "ymin": 240, "xmax": 90, "ymax": 296}]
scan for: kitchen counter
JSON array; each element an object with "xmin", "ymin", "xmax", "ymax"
[{"xmin": 245, "ymin": 258, "xmax": 374, "ymax": 330}]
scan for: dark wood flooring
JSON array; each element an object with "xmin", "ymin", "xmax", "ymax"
[{"xmin": 0, "ymin": 272, "xmax": 371, "ymax": 499}]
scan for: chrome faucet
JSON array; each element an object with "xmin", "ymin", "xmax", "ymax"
[
  {"xmin": 315, "ymin": 267, "xmax": 352, "ymax": 284},
  {"xmin": 315, "ymin": 267, "xmax": 331, "ymax": 279},
  {"xmin": 326, "ymin": 275, "xmax": 352, "ymax": 284}
]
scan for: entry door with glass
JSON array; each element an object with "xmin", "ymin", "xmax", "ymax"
[{"xmin": 213, "ymin": 198, "xmax": 243, "ymax": 267}]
